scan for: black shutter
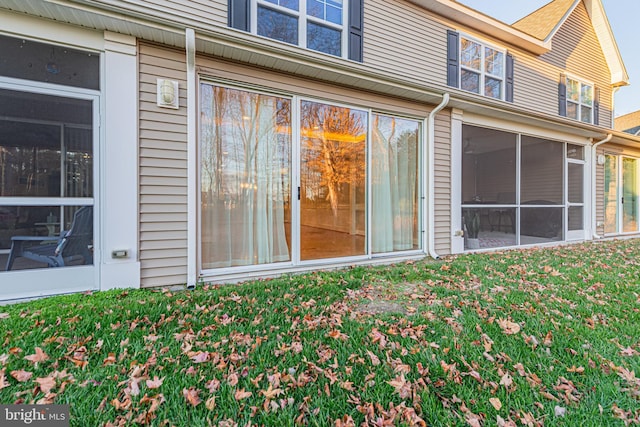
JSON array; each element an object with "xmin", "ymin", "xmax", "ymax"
[
  {"xmin": 558, "ymin": 73, "xmax": 567, "ymax": 116},
  {"xmin": 594, "ymin": 86, "xmax": 600, "ymax": 125},
  {"xmin": 505, "ymin": 53, "xmax": 514, "ymax": 103},
  {"xmin": 447, "ymin": 30, "xmax": 459, "ymax": 88},
  {"xmin": 348, "ymin": 0, "xmax": 364, "ymax": 62},
  {"xmin": 228, "ymin": 0, "xmax": 250, "ymax": 31}
]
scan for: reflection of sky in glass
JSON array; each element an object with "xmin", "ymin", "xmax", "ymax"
[
  {"xmin": 461, "ymin": 38, "xmax": 481, "ymax": 70},
  {"xmin": 461, "ymin": 70, "xmax": 480, "ymax": 93},
  {"xmin": 567, "ymin": 79, "xmax": 580, "ymax": 102},
  {"xmin": 581, "ymin": 84, "xmax": 593, "ymax": 106},
  {"xmin": 485, "ymin": 77, "xmax": 502, "ymax": 99},
  {"xmin": 567, "ymin": 102, "xmax": 578, "ymax": 120},
  {"xmin": 263, "ymin": 0, "xmax": 299, "ymax": 11},
  {"xmin": 485, "ymin": 48, "xmax": 503, "ymax": 76},
  {"xmin": 257, "ymin": 7, "xmax": 298, "ymax": 45},
  {"xmin": 308, "ymin": 0, "xmax": 342, "ymax": 24},
  {"xmin": 307, "ymin": 23, "xmax": 341, "ymax": 56}
]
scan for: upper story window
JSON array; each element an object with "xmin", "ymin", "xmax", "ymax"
[
  {"xmin": 566, "ymin": 77, "xmax": 593, "ymax": 123},
  {"xmin": 559, "ymin": 74, "xmax": 599, "ymax": 125},
  {"xmin": 228, "ymin": 0, "xmax": 363, "ymax": 61},
  {"xmin": 460, "ymin": 36, "xmax": 505, "ymax": 100},
  {"xmin": 446, "ymin": 31, "xmax": 514, "ymax": 103},
  {"xmin": 255, "ymin": 0, "xmax": 346, "ymax": 56}
]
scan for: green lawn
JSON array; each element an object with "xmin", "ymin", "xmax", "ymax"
[{"xmin": 1, "ymin": 240, "xmax": 639, "ymax": 426}]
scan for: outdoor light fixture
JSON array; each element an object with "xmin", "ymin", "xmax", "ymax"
[{"xmin": 157, "ymin": 78, "xmax": 179, "ymax": 109}]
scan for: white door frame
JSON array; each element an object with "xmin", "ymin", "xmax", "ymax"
[{"xmin": 0, "ymin": 78, "xmax": 100, "ymax": 301}]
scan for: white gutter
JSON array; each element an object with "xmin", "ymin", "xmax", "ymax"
[
  {"xmin": 427, "ymin": 93, "xmax": 450, "ymax": 259},
  {"xmin": 591, "ymin": 133, "xmax": 612, "ymax": 239},
  {"xmin": 186, "ymin": 28, "xmax": 197, "ymax": 290}
]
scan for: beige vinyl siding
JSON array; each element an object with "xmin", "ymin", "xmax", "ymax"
[
  {"xmin": 139, "ymin": 43, "xmax": 188, "ymax": 288},
  {"xmin": 363, "ymin": 0, "xmax": 447, "ymax": 87},
  {"xmin": 95, "ymin": 0, "xmax": 226, "ymax": 28},
  {"xmin": 434, "ymin": 109, "xmax": 451, "ymax": 255},
  {"xmin": 511, "ymin": 2, "xmax": 612, "ymax": 127}
]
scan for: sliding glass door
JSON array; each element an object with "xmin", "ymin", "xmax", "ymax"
[
  {"xmin": 199, "ymin": 83, "xmax": 423, "ymax": 273},
  {"xmin": 605, "ymin": 155, "xmax": 639, "ymax": 235}
]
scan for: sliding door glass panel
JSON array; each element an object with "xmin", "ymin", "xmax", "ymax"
[
  {"xmin": 622, "ymin": 158, "xmax": 638, "ymax": 233},
  {"xmin": 0, "ymin": 89, "xmax": 94, "ymax": 272},
  {"xmin": 604, "ymin": 155, "xmax": 618, "ymax": 234},
  {"xmin": 300, "ymin": 101, "xmax": 366, "ymax": 260},
  {"xmin": 371, "ymin": 114, "xmax": 419, "ymax": 253},
  {"xmin": 521, "ymin": 207, "xmax": 563, "ymax": 243},
  {"xmin": 521, "ymin": 136, "xmax": 563, "ymax": 205},
  {"xmin": 199, "ymin": 85, "xmax": 292, "ymax": 269},
  {"xmin": 461, "ymin": 125, "xmax": 516, "ymax": 204}
]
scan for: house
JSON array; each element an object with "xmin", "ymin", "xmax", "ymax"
[
  {"xmin": 615, "ymin": 110, "xmax": 640, "ymax": 135},
  {"xmin": 0, "ymin": 0, "xmax": 639, "ymax": 301}
]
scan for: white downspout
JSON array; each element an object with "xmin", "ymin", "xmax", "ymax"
[
  {"xmin": 591, "ymin": 133, "xmax": 612, "ymax": 239},
  {"xmin": 186, "ymin": 28, "xmax": 197, "ymax": 290},
  {"xmin": 427, "ymin": 93, "xmax": 450, "ymax": 259}
]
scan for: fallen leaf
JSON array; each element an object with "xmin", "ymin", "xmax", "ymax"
[
  {"xmin": 234, "ymin": 388, "xmax": 252, "ymax": 400},
  {"xmin": 260, "ymin": 384, "xmax": 283, "ymax": 400},
  {"xmin": 0, "ymin": 369, "xmax": 8, "ymax": 389},
  {"xmin": 497, "ymin": 318, "xmax": 521, "ymax": 335},
  {"xmin": 499, "ymin": 373, "xmax": 513, "ymax": 389},
  {"xmin": 35, "ymin": 376, "xmax": 56, "ymax": 393},
  {"xmin": 10, "ymin": 370, "xmax": 32, "ymax": 382},
  {"xmin": 146, "ymin": 376, "xmax": 163, "ymax": 389},
  {"xmin": 205, "ymin": 396, "xmax": 216, "ymax": 411},
  {"xmin": 24, "ymin": 347, "xmax": 49, "ymax": 366},
  {"xmin": 567, "ymin": 366, "xmax": 585, "ymax": 374},
  {"xmin": 489, "ymin": 397, "xmax": 502, "ymax": 411},
  {"xmin": 366, "ymin": 350, "xmax": 381, "ymax": 366},
  {"xmin": 183, "ymin": 387, "xmax": 201, "ymax": 406},
  {"xmin": 388, "ymin": 374, "xmax": 412, "ymax": 399}
]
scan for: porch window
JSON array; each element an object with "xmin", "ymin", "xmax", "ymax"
[
  {"xmin": 461, "ymin": 125, "xmax": 581, "ymax": 251},
  {"xmin": 0, "ymin": 89, "xmax": 94, "ymax": 271}
]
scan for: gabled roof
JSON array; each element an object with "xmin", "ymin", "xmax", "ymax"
[
  {"xmin": 513, "ymin": 0, "xmax": 628, "ymax": 87},
  {"xmin": 615, "ymin": 110, "xmax": 640, "ymax": 134},
  {"xmin": 512, "ymin": 0, "xmax": 576, "ymax": 41}
]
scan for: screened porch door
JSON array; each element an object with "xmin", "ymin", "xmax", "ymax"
[{"xmin": 0, "ymin": 85, "xmax": 97, "ymax": 301}]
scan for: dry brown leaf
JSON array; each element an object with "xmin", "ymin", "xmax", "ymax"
[
  {"xmin": 10, "ymin": 369, "xmax": 32, "ymax": 382},
  {"xmin": 183, "ymin": 387, "xmax": 201, "ymax": 407},
  {"xmin": 24, "ymin": 347, "xmax": 49, "ymax": 366},
  {"xmin": 567, "ymin": 366, "xmax": 585, "ymax": 374},
  {"xmin": 234, "ymin": 388, "xmax": 252, "ymax": 400},
  {"xmin": 205, "ymin": 396, "xmax": 216, "ymax": 411},
  {"xmin": 366, "ymin": 350, "xmax": 381, "ymax": 366},
  {"xmin": 35, "ymin": 376, "xmax": 56, "ymax": 393},
  {"xmin": 497, "ymin": 318, "xmax": 521, "ymax": 335},
  {"xmin": 0, "ymin": 369, "xmax": 8, "ymax": 390},
  {"xmin": 260, "ymin": 384, "xmax": 283, "ymax": 400},
  {"xmin": 489, "ymin": 397, "xmax": 502, "ymax": 411},
  {"xmin": 146, "ymin": 376, "xmax": 163, "ymax": 389},
  {"xmin": 499, "ymin": 373, "xmax": 513, "ymax": 389},
  {"xmin": 388, "ymin": 374, "xmax": 412, "ymax": 399}
]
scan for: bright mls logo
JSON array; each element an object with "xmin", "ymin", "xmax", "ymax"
[{"xmin": 0, "ymin": 405, "xmax": 69, "ymax": 426}]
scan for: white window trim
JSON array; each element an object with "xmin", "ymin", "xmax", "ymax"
[
  {"xmin": 565, "ymin": 74, "xmax": 594, "ymax": 124},
  {"xmin": 251, "ymin": 0, "xmax": 349, "ymax": 58},
  {"xmin": 459, "ymin": 34, "xmax": 506, "ymax": 100}
]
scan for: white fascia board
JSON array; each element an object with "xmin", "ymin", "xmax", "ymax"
[
  {"xmin": 583, "ymin": 0, "xmax": 629, "ymax": 87},
  {"xmin": 408, "ymin": 0, "xmax": 550, "ymax": 54}
]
